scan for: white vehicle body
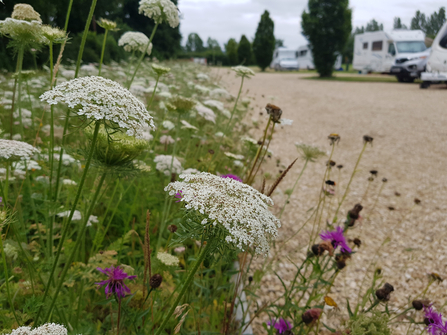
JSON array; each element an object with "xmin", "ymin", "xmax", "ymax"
[
  {"xmin": 353, "ymin": 30, "xmax": 429, "ymax": 79},
  {"xmin": 420, "ymin": 21, "xmax": 447, "ymax": 87},
  {"xmin": 270, "ymin": 47, "xmax": 299, "ymax": 70},
  {"xmin": 296, "ymin": 45, "xmax": 343, "ymax": 70}
]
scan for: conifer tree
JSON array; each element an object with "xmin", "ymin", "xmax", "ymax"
[{"xmin": 252, "ymin": 10, "xmax": 275, "ymax": 71}]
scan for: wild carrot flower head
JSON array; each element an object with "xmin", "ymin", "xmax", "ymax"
[
  {"xmin": 0, "ymin": 18, "xmax": 43, "ymax": 46},
  {"xmin": 152, "ymin": 63, "xmax": 171, "ymax": 76},
  {"xmin": 170, "ymin": 95, "xmax": 196, "ymax": 114},
  {"xmin": 138, "ymin": 0, "xmax": 180, "ymax": 28},
  {"xmin": 11, "ymin": 4, "xmax": 42, "ymax": 22},
  {"xmin": 0, "ymin": 139, "xmax": 40, "ymax": 161},
  {"xmin": 423, "ymin": 305, "xmax": 447, "ymax": 335},
  {"xmin": 96, "ymin": 266, "xmax": 136, "ymax": 300},
  {"xmin": 97, "ymin": 18, "xmax": 118, "ymax": 31},
  {"xmin": 8, "ymin": 323, "xmax": 68, "ymax": 335},
  {"xmin": 118, "ymin": 31, "xmax": 152, "ymax": 54},
  {"xmin": 320, "ymin": 226, "xmax": 352, "ymax": 253},
  {"xmin": 41, "ymin": 25, "xmax": 65, "ymax": 43},
  {"xmin": 40, "ymin": 76, "xmax": 155, "ymax": 138},
  {"xmin": 154, "ymin": 155, "xmax": 183, "ymax": 176},
  {"xmin": 295, "ymin": 143, "xmax": 325, "ymax": 162},
  {"xmin": 165, "ymin": 172, "xmax": 280, "ymax": 256},
  {"xmin": 221, "ymin": 174, "xmax": 243, "ymax": 182},
  {"xmin": 267, "ymin": 318, "xmax": 292, "ymax": 334},
  {"xmin": 231, "ymin": 65, "xmax": 255, "ymax": 78}
]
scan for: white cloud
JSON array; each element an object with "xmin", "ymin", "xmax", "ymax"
[{"xmin": 178, "ymin": 0, "xmax": 446, "ymax": 51}]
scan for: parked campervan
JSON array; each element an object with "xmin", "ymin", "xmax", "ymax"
[
  {"xmin": 270, "ymin": 47, "xmax": 299, "ymax": 70},
  {"xmin": 420, "ymin": 21, "xmax": 447, "ymax": 88},
  {"xmin": 296, "ymin": 45, "xmax": 343, "ymax": 70},
  {"xmin": 353, "ymin": 30, "xmax": 430, "ymax": 82}
]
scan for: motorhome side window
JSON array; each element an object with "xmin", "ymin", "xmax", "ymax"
[
  {"xmin": 372, "ymin": 41, "xmax": 383, "ymax": 51},
  {"xmin": 300, "ymin": 50, "xmax": 307, "ymax": 56},
  {"xmin": 440, "ymin": 31, "xmax": 447, "ymax": 49},
  {"xmin": 363, "ymin": 42, "xmax": 368, "ymax": 50},
  {"xmin": 388, "ymin": 43, "xmax": 396, "ymax": 56}
]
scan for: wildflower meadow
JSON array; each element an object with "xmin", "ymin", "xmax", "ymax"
[{"xmin": 0, "ymin": 1, "xmax": 445, "ymax": 335}]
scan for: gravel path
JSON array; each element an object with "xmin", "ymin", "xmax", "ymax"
[{"xmin": 215, "ymin": 70, "xmax": 447, "ymax": 334}]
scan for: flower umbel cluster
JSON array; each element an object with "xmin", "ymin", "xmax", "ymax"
[
  {"xmin": 165, "ymin": 172, "xmax": 280, "ymax": 256},
  {"xmin": 40, "ymin": 76, "xmax": 155, "ymax": 138},
  {"xmin": 231, "ymin": 65, "xmax": 255, "ymax": 78},
  {"xmin": 154, "ymin": 155, "xmax": 183, "ymax": 176},
  {"xmin": 118, "ymin": 31, "xmax": 152, "ymax": 54},
  {"xmin": 138, "ymin": 0, "xmax": 180, "ymax": 28},
  {"xmin": 0, "ymin": 139, "xmax": 40, "ymax": 161},
  {"xmin": 7, "ymin": 323, "xmax": 67, "ymax": 335},
  {"xmin": 96, "ymin": 266, "xmax": 136, "ymax": 300},
  {"xmin": 11, "ymin": 4, "xmax": 42, "ymax": 22},
  {"xmin": 157, "ymin": 251, "xmax": 180, "ymax": 266}
]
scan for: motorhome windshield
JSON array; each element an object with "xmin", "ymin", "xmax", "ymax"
[{"xmin": 396, "ymin": 41, "xmax": 427, "ymax": 53}]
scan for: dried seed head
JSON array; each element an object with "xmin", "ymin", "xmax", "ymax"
[
  {"xmin": 168, "ymin": 225, "xmax": 178, "ymax": 233},
  {"xmin": 248, "ymin": 276, "xmax": 253, "ymax": 283},
  {"xmin": 370, "ymin": 170, "xmax": 378, "ymax": 176},
  {"xmin": 328, "ymin": 133, "xmax": 340, "ymax": 145},
  {"xmin": 414, "ymin": 198, "xmax": 421, "ymax": 205},
  {"xmin": 336, "ymin": 259, "xmax": 346, "ymax": 270},
  {"xmin": 382, "ymin": 178, "xmax": 388, "ymax": 183},
  {"xmin": 388, "ymin": 206, "xmax": 395, "ymax": 211},
  {"xmin": 208, "ymin": 149, "xmax": 214, "ymax": 155},
  {"xmin": 353, "ymin": 238, "xmax": 361, "ymax": 247},
  {"xmin": 302, "ymin": 308, "xmax": 322, "ymax": 325},
  {"xmin": 327, "ymin": 160, "xmax": 336, "ymax": 167},
  {"xmin": 265, "ymin": 103, "xmax": 282, "ymax": 123},
  {"xmin": 412, "ymin": 300, "xmax": 430, "ymax": 311},
  {"xmin": 336, "ymin": 164, "xmax": 343, "ymax": 169},
  {"xmin": 325, "ymin": 180, "xmax": 336, "ymax": 186},
  {"xmin": 368, "ymin": 177, "xmax": 374, "ymax": 182},
  {"xmin": 150, "ymin": 274, "xmax": 163, "ymax": 289},
  {"xmin": 363, "ymin": 135, "xmax": 374, "ymax": 144},
  {"xmin": 395, "ymin": 192, "xmax": 401, "ymax": 197},
  {"xmin": 383, "ymin": 283, "xmax": 394, "ymax": 293},
  {"xmin": 312, "ymin": 243, "xmax": 324, "ymax": 256},
  {"xmin": 375, "ymin": 288, "xmax": 390, "ymax": 301}
]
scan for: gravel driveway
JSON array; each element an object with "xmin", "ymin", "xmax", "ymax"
[{"xmin": 215, "ymin": 70, "xmax": 447, "ymax": 333}]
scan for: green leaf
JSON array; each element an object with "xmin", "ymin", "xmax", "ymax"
[
  {"xmin": 322, "ymin": 322, "xmax": 337, "ymax": 332},
  {"xmin": 346, "ymin": 298, "xmax": 353, "ymax": 317}
]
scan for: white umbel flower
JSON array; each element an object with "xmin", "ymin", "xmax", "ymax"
[
  {"xmin": 139, "ymin": 0, "xmax": 180, "ymax": 28},
  {"xmin": 0, "ymin": 139, "xmax": 40, "ymax": 161},
  {"xmin": 231, "ymin": 66, "xmax": 255, "ymax": 78},
  {"xmin": 39, "ymin": 76, "xmax": 155, "ymax": 138},
  {"xmin": 7, "ymin": 323, "xmax": 67, "ymax": 335},
  {"xmin": 154, "ymin": 155, "xmax": 183, "ymax": 176},
  {"xmin": 118, "ymin": 31, "xmax": 152, "ymax": 54},
  {"xmin": 157, "ymin": 251, "xmax": 179, "ymax": 266},
  {"xmin": 165, "ymin": 172, "xmax": 280, "ymax": 256}
]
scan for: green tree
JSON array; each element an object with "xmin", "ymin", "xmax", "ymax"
[
  {"xmin": 302, "ymin": 0, "xmax": 352, "ymax": 77},
  {"xmin": 411, "ymin": 10, "xmax": 427, "ymax": 31},
  {"xmin": 365, "ymin": 19, "xmax": 383, "ymax": 31},
  {"xmin": 207, "ymin": 38, "xmax": 221, "ymax": 52},
  {"xmin": 411, "ymin": 7, "xmax": 446, "ymax": 38},
  {"xmin": 394, "ymin": 17, "xmax": 408, "ymax": 29},
  {"xmin": 225, "ymin": 38, "xmax": 239, "ymax": 65},
  {"xmin": 185, "ymin": 33, "xmax": 205, "ymax": 52},
  {"xmin": 275, "ymin": 39, "xmax": 284, "ymax": 48},
  {"xmin": 252, "ymin": 10, "xmax": 275, "ymax": 71},
  {"xmin": 237, "ymin": 35, "xmax": 253, "ymax": 65}
]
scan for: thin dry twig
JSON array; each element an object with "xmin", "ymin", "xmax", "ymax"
[
  {"xmin": 267, "ymin": 158, "xmax": 298, "ymax": 197},
  {"xmin": 52, "ymin": 37, "xmax": 68, "ymax": 86},
  {"xmin": 260, "ymin": 178, "xmax": 266, "ymax": 194}
]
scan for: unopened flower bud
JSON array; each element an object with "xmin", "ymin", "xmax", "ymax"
[
  {"xmin": 412, "ymin": 300, "xmax": 423, "ymax": 310},
  {"xmin": 150, "ymin": 274, "xmax": 163, "ymax": 289},
  {"xmin": 414, "ymin": 198, "xmax": 421, "ymax": 205},
  {"xmin": 353, "ymin": 238, "xmax": 361, "ymax": 247},
  {"xmin": 302, "ymin": 308, "xmax": 322, "ymax": 325},
  {"xmin": 248, "ymin": 276, "xmax": 253, "ymax": 283},
  {"xmin": 363, "ymin": 135, "xmax": 374, "ymax": 144},
  {"xmin": 375, "ymin": 288, "xmax": 390, "ymax": 301}
]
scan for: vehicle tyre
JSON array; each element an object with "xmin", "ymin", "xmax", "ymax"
[
  {"xmin": 397, "ymin": 76, "xmax": 415, "ymax": 83},
  {"xmin": 420, "ymin": 81, "xmax": 430, "ymax": 89}
]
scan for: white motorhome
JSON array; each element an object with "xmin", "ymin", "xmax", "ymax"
[
  {"xmin": 420, "ymin": 21, "xmax": 447, "ymax": 88},
  {"xmin": 296, "ymin": 45, "xmax": 343, "ymax": 70},
  {"xmin": 270, "ymin": 47, "xmax": 299, "ymax": 70},
  {"xmin": 353, "ymin": 30, "xmax": 430, "ymax": 82}
]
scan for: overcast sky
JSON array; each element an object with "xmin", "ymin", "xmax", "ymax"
[{"xmin": 178, "ymin": 0, "xmax": 445, "ymax": 49}]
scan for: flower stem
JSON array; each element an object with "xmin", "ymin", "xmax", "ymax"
[
  {"xmin": 35, "ymin": 122, "xmax": 101, "ymax": 324},
  {"xmin": 74, "ymin": 0, "xmax": 98, "ymax": 78},
  {"xmin": 98, "ymin": 29, "xmax": 109, "ymax": 76},
  {"xmin": 117, "ymin": 298, "xmax": 122, "ymax": 335},
  {"xmin": 127, "ymin": 24, "xmax": 159, "ymax": 89},
  {"xmin": 43, "ymin": 171, "xmax": 107, "ymax": 323},
  {"xmin": 63, "ymin": 0, "xmax": 75, "ymax": 31},
  {"xmin": 0, "ymin": 227, "xmax": 20, "ymax": 325},
  {"xmin": 279, "ymin": 159, "xmax": 309, "ymax": 218},
  {"xmin": 333, "ymin": 142, "xmax": 368, "ymax": 222},
  {"xmin": 16, "ymin": 46, "xmax": 25, "ymax": 138},
  {"xmin": 245, "ymin": 118, "xmax": 271, "ymax": 184},
  {"xmin": 147, "ymin": 74, "xmax": 160, "ymax": 109},
  {"xmin": 223, "ymin": 76, "xmax": 244, "ymax": 135},
  {"xmin": 250, "ymin": 122, "xmax": 275, "ymax": 184},
  {"xmin": 154, "ymin": 243, "xmax": 208, "ymax": 335}
]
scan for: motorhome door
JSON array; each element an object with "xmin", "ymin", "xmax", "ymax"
[{"xmin": 384, "ymin": 41, "xmax": 396, "ymax": 72}]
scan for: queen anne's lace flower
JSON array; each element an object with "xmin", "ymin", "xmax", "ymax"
[
  {"xmin": 231, "ymin": 66, "xmax": 255, "ymax": 78},
  {"xmin": 97, "ymin": 18, "xmax": 117, "ymax": 31},
  {"xmin": 118, "ymin": 31, "xmax": 152, "ymax": 54},
  {"xmin": 152, "ymin": 63, "xmax": 171, "ymax": 76},
  {"xmin": 41, "ymin": 25, "xmax": 65, "ymax": 43},
  {"xmin": 165, "ymin": 172, "xmax": 280, "ymax": 256},
  {"xmin": 157, "ymin": 251, "xmax": 179, "ymax": 266},
  {"xmin": 154, "ymin": 155, "xmax": 183, "ymax": 176},
  {"xmin": 7, "ymin": 323, "xmax": 67, "ymax": 335},
  {"xmin": 39, "ymin": 76, "xmax": 155, "ymax": 138},
  {"xmin": 0, "ymin": 139, "xmax": 40, "ymax": 161},
  {"xmin": 139, "ymin": 0, "xmax": 180, "ymax": 28},
  {"xmin": 11, "ymin": 4, "xmax": 42, "ymax": 22},
  {"xmin": 0, "ymin": 18, "xmax": 43, "ymax": 42}
]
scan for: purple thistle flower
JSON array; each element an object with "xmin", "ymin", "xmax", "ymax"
[
  {"xmin": 221, "ymin": 174, "xmax": 243, "ymax": 182},
  {"xmin": 424, "ymin": 305, "xmax": 447, "ymax": 335},
  {"xmin": 175, "ymin": 190, "xmax": 183, "ymax": 203},
  {"xmin": 320, "ymin": 226, "xmax": 352, "ymax": 254},
  {"xmin": 267, "ymin": 318, "xmax": 292, "ymax": 334},
  {"xmin": 96, "ymin": 266, "xmax": 136, "ymax": 300}
]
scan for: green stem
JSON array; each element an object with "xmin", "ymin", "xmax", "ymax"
[
  {"xmin": 4, "ymin": 162, "xmax": 10, "ymax": 204},
  {"xmin": 43, "ymin": 172, "xmax": 107, "ymax": 323},
  {"xmin": 64, "ymin": 0, "xmax": 75, "ymax": 31},
  {"xmin": 16, "ymin": 46, "xmax": 24, "ymax": 138},
  {"xmin": 127, "ymin": 24, "xmax": 159, "ymax": 89},
  {"xmin": 279, "ymin": 159, "xmax": 309, "ymax": 218},
  {"xmin": 154, "ymin": 244, "xmax": 208, "ymax": 335},
  {"xmin": 147, "ymin": 75, "xmax": 160, "ymax": 109},
  {"xmin": 35, "ymin": 122, "xmax": 101, "ymax": 324},
  {"xmin": 0, "ymin": 227, "xmax": 20, "ymax": 324},
  {"xmin": 98, "ymin": 29, "xmax": 109, "ymax": 76},
  {"xmin": 250, "ymin": 122, "xmax": 275, "ymax": 184},
  {"xmin": 74, "ymin": 0, "xmax": 98, "ymax": 78},
  {"xmin": 245, "ymin": 118, "xmax": 271, "ymax": 183},
  {"xmin": 367, "ymin": 182, "xmax": 385, "ymax": 220},
  {"xmin": 223, "ymin": 76, "xmax": 244, "ymax": 135},
  {"xmin": 332, "ymin": 142, "xmax": 368, "ymax": 222}
]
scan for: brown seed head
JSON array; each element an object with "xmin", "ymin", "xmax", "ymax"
[
  {"xmin": 412, "ymin": 300, "xmax": 430, "ymax": 311},
  {"xmin": 353, "ymin": 238, "xmax": 361, "ymax": 247},
  {"xmin": 383, "ymin": 283, "xmax": 394, "ymax": 293},
  {"xmin": 328, "ymin": 133, "xmax": 341, "ymax": 145},
  {"xmin": 414, "ymin": 198, "xmax": 421, "ymax": 205},
  {"xmin": 363, "ymin": 135, "xmax": 374, "ymax": 144},
  {"xmin": 395, "ymin": 192, "xmax": 401, "ymax": 197},
  {"xmin": 375, "ymin": 288, "xmax": 390, "ymax": 301},
  {"xmin": 370, "ymin": 170, "xmax": 378, "ymax": 176},
  {"xmin": 302, "ymin": 308, "xmax": 322, "ymax": 325},
  {"xmin": 265, "ymin": 103, "xmax": 283, "ymax": 123},
  {"xmin": 150, "ymin": 274, "xmax": 163, "ymax": 289},
  {"xmin": 382, "ymin": 178, "xmax": 388, "ymax": 183},
  {"xmin": 168, "ymin": 224, "xmax": 178, "ymax": 233},
  {"xmin": 336, "ymin": 164, "xmax": 343, "ymax": 169},
  {"xmin": 208, "ymin": 149, "xmax": 214, "ymax": 155},
  {"xmin": 327, "ymin": 160, "xmax": 336, "ymax": 167}
]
